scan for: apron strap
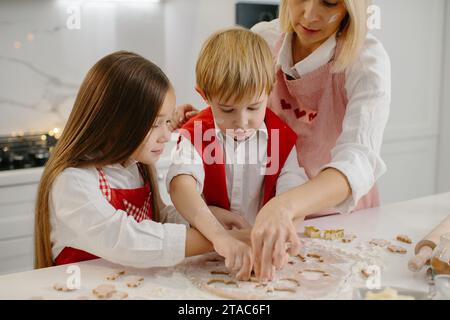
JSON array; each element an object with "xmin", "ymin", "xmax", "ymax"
[{"xmin": 96, "ymin": 168, "xmax": 112, "ymax": 202}]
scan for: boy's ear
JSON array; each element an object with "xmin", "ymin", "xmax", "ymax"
[{"xmin": 195, "ymin": 85, "xmax": 208, "ymax": 103}]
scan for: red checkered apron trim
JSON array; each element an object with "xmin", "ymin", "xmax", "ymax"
[{"xmin": 97, "ymin": 164, "xmax": 152, "ymax": 223}]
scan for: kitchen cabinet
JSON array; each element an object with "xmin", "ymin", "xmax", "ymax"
[{"xmin": 0, "ymin": 168, "xmax": 42, "ymax": 275}]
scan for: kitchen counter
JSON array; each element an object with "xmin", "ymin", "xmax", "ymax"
[
  {"xmin": 0, "ymin": 167, "xmax": 43, "ymax": 187},
  {"xmin": 0, "ymin": 192, "xmax": 449, "ymax": 300}
]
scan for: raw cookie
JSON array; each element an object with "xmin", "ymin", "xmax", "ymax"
[
  {"xmin": 304, "ymin": 226, "xmax": 321, "ymax": 238},
  {"xmin": 126, "ymin": 276, "xmax": 144, "ymax": 288},
  {"xmin": 92, "ymin": 284, "xmax": 116, "ymax": 299},
  {"xmin": 323, "ymin": 229, "xmax": 345, "ymax": 240},
  {"xmin": 342, "ymin": 234, "xmax": 356, "ymax": 243},
  {"xmin": 369, "ymin": 239, "xmax": 391, "ymax": 247},
  {"xmin": 110, "ymin": 291, "xmax": 129, "ymax": 300},
  {"xmin": 53, "ymin": 282, "xmax": 77, "ymax": 292},
  {"xmin": 106, "ymin": 269, "xmax": 126, "ymax": 281},
  {"xmin": 387, "ymin": 245, "xmax": 407, "ymax": 254},
  {"xmin": 396, "ymin": 235, "xmax": 412, "ymax": 244}
]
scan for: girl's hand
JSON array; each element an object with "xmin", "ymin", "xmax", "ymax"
[
  {"xmin": 208, "ymin": 206, "xmax": 251, "ymax": 230},
  {"xmin": 172, "ymin": 104, "xmax": 199, "ymax": 129},
  {"xmin": 213, "ymin": 233, "xmax": 253, "ymax": 280},
  {"xmin": 251, "ymin": 199, "xmax": 301, "ymax": 282}
]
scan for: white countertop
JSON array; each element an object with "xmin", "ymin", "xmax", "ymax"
[
  {"xmin": 0, "ymin": 167, "xmax": 44, "ymax": 187},
  {"xmin": 0, "ymin": 192, "xmax": 449, "ymax": 300}
]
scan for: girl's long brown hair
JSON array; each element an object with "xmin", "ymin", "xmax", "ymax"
[{"xmin": 34, "ymin": 51, "xmax": 170, "ymax": 268}]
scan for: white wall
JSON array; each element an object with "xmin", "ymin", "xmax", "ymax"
[
  {"xmin": 437, "ymin": 1, "xmax": 450, "ymax": 193},
  {"xmin": 372, "ymin": 0, "xmax": 447, "ymax": 204},
  {"xmin": 0, "ymin": 0, "xmax": 165, "ymax": 135},
  {"xmin": 164, "ymin": 0, "xmax": 236, "ymax": 108}
]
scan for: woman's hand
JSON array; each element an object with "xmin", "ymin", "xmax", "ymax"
[
  {"xmin": 213, "ymin": 233, "xmax": 253, "ymax": 280},
  {"xmin": 208, "ymin": 206, "xmax": 251, "ymax": 230},
  {"xmin": 228, "ymin": 227, "xmax": 251, "ymax": 245},
  {"xmin": 172, "ymin": 104, "xmax": 199, "ymax": 129},
  {"xmin": 251, "ymin": 198, "xmax": 301, "ymax": 282}
]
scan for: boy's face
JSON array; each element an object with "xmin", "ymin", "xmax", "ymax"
[{"xmin": 209, "ymin": 92, "xmax": 268, "ymax": 141}]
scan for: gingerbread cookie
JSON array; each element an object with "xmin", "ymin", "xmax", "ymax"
[
  {"xmin": 110, "ymin": 291, "xmax": 129, "ymax": 300},
  {"xmin": 92, "ymin": 284, "xmax": 116, "ymax": 299},
  {"xmin": 323, "ymin": 229, "xmax": 345, "ymax": 240},
  {"xmin": 342, "ymin": 234, "xmax": 356, "ymax": 243},
  {"xmin": 126, "ymin": 276, "xmax": 144, "ymax": 288},
  {"xmin": 106, "ymin": 269, "xmax": 125, "ymax": 281},
  {"xmin": 304, "ymin": 226, "xmax": 347, "ymax": 241},
  {"xmin": 304, "ymin": 226, "xmax": 321, "ymax": 238},
  {"xmin": 387, "ymin": 245, "xmax": 407, "ymax": 254},
  {"xmin": 396, "ymin": 235, "xmax": 412, "ymax": 244},
  {"xmin": 369, "ymin": 239, "xmax": 391, "ymax": 247},
  {"xmin": 53, "ymin": 282, "xmax": 77, "ymax": 292}
]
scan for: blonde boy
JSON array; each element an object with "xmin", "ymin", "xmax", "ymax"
[{"xmin": 167, "ymin": 27, "xmax": 307, "ymax": 279}]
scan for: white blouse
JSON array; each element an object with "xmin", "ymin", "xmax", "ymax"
[
  {"xmin": 252, "ymin": 19, "xmax": 391, "ymax": 213},
  {"xmin": 49, "ymin": 161, "xmax": 189, "ymax": 268},
  {"xmin": 166, "ymin": 121, "xmax": 308, "ymax": 225}
]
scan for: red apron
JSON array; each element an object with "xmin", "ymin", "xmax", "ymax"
[
  {"xmin": 54, "ymin": 164, "xmax": 153, "ymax": 266},
  {"xmin": 179, "ymin": 107, "xmax": 297, "ymax": 211}
]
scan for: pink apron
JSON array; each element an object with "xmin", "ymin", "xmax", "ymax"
[
  {"xmin": 268, "ymin": 34, "xmax": 379, "ymax": 216},
  {"xmin": 54, "ymin": 163, "xmax": 153, "ymax": 265}
]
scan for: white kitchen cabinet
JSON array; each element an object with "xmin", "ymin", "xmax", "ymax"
[{"xmin": 0, "ymin": 168, "xmax": 42, "ymax": 275}]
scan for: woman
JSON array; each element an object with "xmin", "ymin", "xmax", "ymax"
[{"xmin": 250, "ymin": 0, "xmax": 391, "ymax": 280}]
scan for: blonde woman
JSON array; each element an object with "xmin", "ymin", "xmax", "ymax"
[{"xmin": 250, "ymin": 0, "xmax": 391, "ymax": 280}]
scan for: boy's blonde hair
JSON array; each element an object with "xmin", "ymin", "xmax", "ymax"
[
  {"xmin": 279, "ymin": 0, "xmax": 372, "ymax": 73},
  {"xmin": 196, "ymin": 27, "xmax": 275, "ymax": 104}
]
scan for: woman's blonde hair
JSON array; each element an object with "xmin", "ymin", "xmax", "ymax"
[
  {"xmin": 34, "ymin": 51, "xmax": 169, "ymax": 269},
  {"xmin": 196, "ymin": 26, "xmax": 275, "ymax": 104},
  {"xmin": 279, "ymin": 0, "xmax": 372, "ymax": 73}
]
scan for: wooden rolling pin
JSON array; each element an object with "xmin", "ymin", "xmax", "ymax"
[{"xmin": 408, "ymin": 215, "xmax": 450, "ymax": 272}]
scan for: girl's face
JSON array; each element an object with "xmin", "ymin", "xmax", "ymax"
[
  {"xmin": 287, "ymin": 0, "xmax": 347, "ymax": 49},
  {"xmin": 131, "ymin": 89, "xmax": 176, "ymax": 164}
]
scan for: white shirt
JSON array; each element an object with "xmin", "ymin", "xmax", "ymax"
[
  {"xmin": 252, "ymin": 19, "xmax": 391, "ymax": 213},
  {"xmin": 49, "ymin": 162, "xmax": 189, "ymax": 268},
  {"xmin": 166, "ymin": 121, "xmax": 308, "ymax": 225}
]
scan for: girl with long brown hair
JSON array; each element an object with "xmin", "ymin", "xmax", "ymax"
[{"xmin": 34, "ymin": 51, "xmax": 239, "ymax": 269}]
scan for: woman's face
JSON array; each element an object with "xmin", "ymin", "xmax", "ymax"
[
  {"xmin": 131, "ymin": 89, "xmax": 176, "ymax": 165},
  {"xmin": 287, "ymin": 0, "xmax": 347, "ymax": 49}
]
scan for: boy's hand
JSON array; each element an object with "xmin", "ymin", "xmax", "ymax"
[
  {"xmin": 208, "ymin": 206, "xmax": 251, "ymax": 230},
  {"xmin": 213, "ymin": 234, "xmax": 253, "ymax": 281},
  {"xmin": 172, "ymin": 104, "xmax": 199, "ymax": 129}
]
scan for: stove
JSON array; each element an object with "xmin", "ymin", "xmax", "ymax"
[{"xmin": 0, "ymin": 129, "xmax": 60, "ymax": 171}]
